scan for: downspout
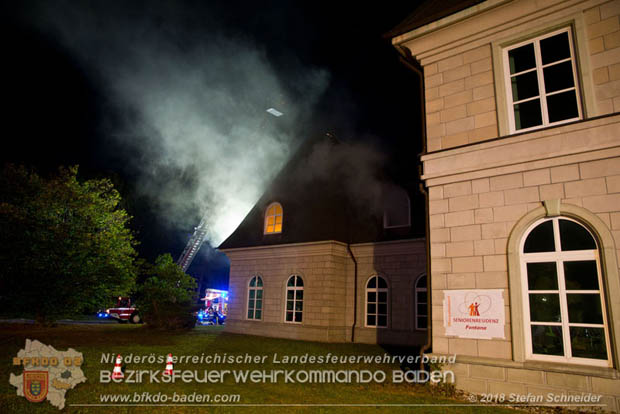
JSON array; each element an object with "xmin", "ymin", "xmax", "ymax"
[
  {"xmin": 347, "ymin": 243, "xmax": 358, "ymax": 343},
  {"xmin": 344, "ymin": 183, "xmax": 358, "ymax": 343},
  {"xmin": 418, "ymin": 180, "xmax": 432, "ymax": 370},
  {"xmin": 394, "ymin": 45, "xmax": 432, "ymax": 369}
]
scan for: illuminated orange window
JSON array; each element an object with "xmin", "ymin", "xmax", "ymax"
[{"xmin": 264, "ymin": 202, "xmax": 283, "ymax": 234}]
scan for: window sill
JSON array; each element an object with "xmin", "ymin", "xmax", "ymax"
[
  {"xmin": 509, "ymin": 116, "xmax": 582, "ymax": 135},
  {"xmin": 421, "ymin": 112, "xmax": 620, "ymax": 157},
  {"xmin": 428, "ymin": 353, "xmax": 620, "ymax": 379}
]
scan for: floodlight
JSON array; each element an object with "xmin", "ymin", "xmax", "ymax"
[{"xmin": 266, "ymin": 108, "xmax": 283, "ymax": 117}]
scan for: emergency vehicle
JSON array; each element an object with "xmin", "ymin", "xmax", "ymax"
[
  {"xmin": 102, "ymin": 297, "xmax": 141, "ymax": 324},
  {"xmin": 197, "ymin": 289, "xmax": 228, "ymax": 325}
]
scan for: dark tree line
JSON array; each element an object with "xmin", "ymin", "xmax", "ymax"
[{"xmin": 0, "ymin": 164, "xmax": 196, "ymax": 327}]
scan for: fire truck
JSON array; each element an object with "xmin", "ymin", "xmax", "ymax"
[
  {"xmin": 197, "ymin": 289, "xmax": 228, "ymax": 325},
  {"xmin": 99, "ymin": 290, "xmax": 228, "ymax": 325},
  {"xmin": 100, "ymin": 297, "xmax": 141, "ymax": 324}
]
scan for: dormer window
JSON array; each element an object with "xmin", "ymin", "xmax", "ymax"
[
  {"xmin": 503, "ymin": 27, "xmax": 582, "ymax": 133},
  {"xmin": 383, "ymin": 186, "xmax": 411, "ymax": 228},
  {"xmin": 264, "ymin": 202, "xmax": 283, "ymax": 234}
]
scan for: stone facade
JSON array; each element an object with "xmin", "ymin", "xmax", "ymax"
[
  {"xmin": 423, "ymin": 43, "xmax": 497, "ymax": 151},
  {"xmin": 221, "ymin": 239, "xmax": 427, "ymax": 345},
  {"xmin": 392, "ymin": 0, "xmax": 620, "ymax": 411},
  {"xmin": 393, "ymin": 0, "xmax": 620, "ymax": 153}
]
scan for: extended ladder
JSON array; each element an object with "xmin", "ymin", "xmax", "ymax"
[{"xmin": 176, "ymin": 217, "xmax": 208, "ymax": 272}]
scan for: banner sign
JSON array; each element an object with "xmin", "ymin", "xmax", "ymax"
[{"xmin": 443, "ymin": 289, "xmax": 505, "ymax": 339}]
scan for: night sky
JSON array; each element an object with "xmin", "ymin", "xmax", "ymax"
[{"xmin": 1, "ymin": 1, "xmax": 423, "ymax": 291}]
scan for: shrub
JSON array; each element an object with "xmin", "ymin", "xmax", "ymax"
[{"xmin": 136, "ymin": 254, "xmax": 197, "ymax": 330}]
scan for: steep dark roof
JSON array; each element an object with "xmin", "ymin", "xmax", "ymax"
[
  {"xmin": 219, "ymin": 134, "xmax": 424, "ymax": 250},
  {"xmin": 385, "ymin": 0, "xmax": 485, "ymax": 39}
]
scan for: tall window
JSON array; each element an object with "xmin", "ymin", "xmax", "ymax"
[
  {"xmin": 366, "ymin": 275, "xmax": 388, "ymax": 327},
  {"xmin": 504, "ymin": 27, "xmax": 581, "ymax": 132},
  {"xmin": 264, "ymin": 202, "xmax": 283, "ymax": 234},
  {"xmin": 285, "ymin": 275, "xmax": 303, "ymax": 323},
  {"xmin": 247, "ymin": 276, "xmax": 263, "ymax": 320},
  {"xmin": 415, "ymin": 274, "xmax": 428, "ymax": 330},
  {"xmin": 521, "ymin": 217, "xmax": 611, "ymax": 366}
]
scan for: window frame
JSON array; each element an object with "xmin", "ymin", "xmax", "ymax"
[
  {"xmin": 414, "ymin": 274, "xmax": 428, "ymax": 331},
  {"xmin": 383, "ymin": 194, "xmax": 411, "ymax": 229},
  {"xmin": 519, "ymin": 217, "xmax": 612, "ymax": 367},
  {"xmin": 365, "ymin": 275, "xmax": 389, "ymax": 328},
  {"xmin": 502, "ymin": 26, "xmax": 583, "ymax": 134},
  {"xmin": 264, "ymin": 202, "xmax": 283, "ymax": 235},
  {"xmin": 284, "ymin": 275, "xmax": 304, "ymax": 324},
  {"xmin": 247, "ymin": 276, "xmax": 263, "ymax": 321}
]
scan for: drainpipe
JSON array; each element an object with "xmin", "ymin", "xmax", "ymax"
[
  {"xmin": 418, "ymin": 180, "xmax": 432, "ymax": 371},
  {"xmin": 394, "ymin": 45, "xmax": 432, "ymax": 370},
  {"xmin": 347, "ymin": 243, "xmax": 358, "ymax": 343}
]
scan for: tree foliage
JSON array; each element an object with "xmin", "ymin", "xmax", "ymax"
[
  {"xmin": 0, "ymin": 164, "xmax": 137, "ymax": 322},
  {"xmin": 136, "ymin": 253, "xmax": 197, "ymax": 330}
]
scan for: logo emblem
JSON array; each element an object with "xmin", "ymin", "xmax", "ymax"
[
  {"xmin": 468, "ymin": 302, "xmax": 480, "ymax": 316},
  {"xmin": 24, "ymin": 371, "xmax": 48, "ymax": 403}
]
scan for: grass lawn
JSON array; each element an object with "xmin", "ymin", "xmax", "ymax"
[{"xmin": 0, "ymin": 323, "xmax": 521, "ymax": 413}]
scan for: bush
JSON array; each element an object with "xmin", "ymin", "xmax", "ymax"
[{"xmin": 136, "ymin": 254, "xmax": 197, "ymax": 330}]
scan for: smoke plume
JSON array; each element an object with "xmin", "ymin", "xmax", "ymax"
[{"xmin": 28, "ymin": 1, "xmax": 329, "ymax": 245}]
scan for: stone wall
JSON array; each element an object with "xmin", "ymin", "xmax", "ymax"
[
  {"xmin": 421, "ymin": 116, "xmax": 620, "ymax": 411},
  {"xmin": 588, "ymin": 0, "xmax": 620, "ymax": 114},
  {"xmin": 448, "ymin": 359, "xmax": 620, "ymax": 411},
  {"xmin": 392, "ymin": 0, "xmax": 620, "ymax": 410},
  {"xmin": 425, "ymin": 117, "xmax": 620, "ymax": 359},
  {"xmin": 350, "ymin": 240, "xmax": 427, "ymax": 345},
  {"xmin": 398, "ymin": 0, "xmax": 620, "ymax": 152},
  {"xmin": 222, "ymin": 239, "xmax": 427, "ymax": 345},
  {"xmin": 425, "ymin": 44, "xmax": 497, "ymax": 151}
]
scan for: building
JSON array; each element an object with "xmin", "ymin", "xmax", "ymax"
[
  {"xmin": 219, "ymin": 135, "xmax": 427, "ymax": 345},
  {"xmin": 388, "ymin": 0, "xmax": 620, "ymax": 410}
]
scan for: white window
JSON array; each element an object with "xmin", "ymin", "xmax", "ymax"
[
  {"xmin": 520, "ymin": 217, "xmax": 611, "ymax": 367},
  {"xmin": 247, "ymin": 276, "xmax": 263, "ymax": 320},
  {"xmin": 366, "ymin": 275, "xmax": 388, "ymax": 327},
  {"xmin": 504, "ymin": 27, "xmax": 582, "ymax": 133},
  {"xmin": 415, "ymin": 274, "xmax": 428, "ymax": 330},
  {"xmin": 285, "ymin": 275, "xmax": 303, "ymax": 323},
  {"xmin": 264, "ymin": 202, "xmax": 283, "ymax": 234},
  {"xmin": 383, "ymin": 186, "xmax": 411, "ymax": 228}
]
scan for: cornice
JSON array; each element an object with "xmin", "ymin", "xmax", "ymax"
[
  {"xmin": 420, "ymin": 115, "xmax": 620, "ymax": 185},
  {"xmin": 220, "ymin": 238, "xmax": 427, "ymax": 261}
]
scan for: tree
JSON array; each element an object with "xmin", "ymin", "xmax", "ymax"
[
  {"xmin": 136, "ymin": 254, "xmax": 197, "ymax": 330},
  {"xmin": 0, "ymin": 164, "xmax": 137, "ymax": 323}
]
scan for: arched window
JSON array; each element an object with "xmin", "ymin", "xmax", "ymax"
[
  {"xmin": 520, "ymin": 217, "xmax": 611, "ymax": 366},
  {"xmin": 383, "ymin": 186, "xmax": 410, "ymax": 228},
  {"xmin": 285, "ymin": 275, "xmax": 303, "ymax": 323},
  {"xmin": 264, "ymin": 202, "xmax": 283, "ymax": 234},
  {"xmin": 366, "ymin": 275, "xmax": 388, "ymax": 327},
  {"xmin": 415, "ymin": 274, "xmax": 428, "ymax": 330},
  {"xmin": 247, "ymin": 276, "xmax": 263, "ymax": 320}
]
